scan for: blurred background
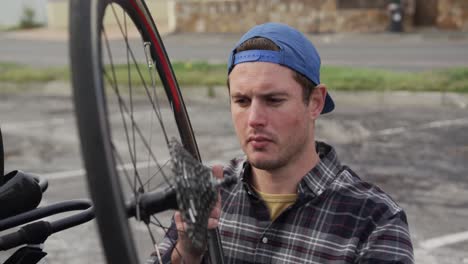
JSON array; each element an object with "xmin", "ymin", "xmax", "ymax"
[
  {"xmin": 1, "ymin": 0, "xmax": 466, "ymax": 33},
  {"xmin": 1, "ymin": 0, "xmax": 468, "ymax": 263}
]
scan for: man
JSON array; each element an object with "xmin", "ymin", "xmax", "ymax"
[{"xmin": 160, "ymin": 22, "xmax": 413, "ymax": 263}]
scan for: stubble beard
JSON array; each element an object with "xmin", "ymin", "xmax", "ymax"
[
  {"xmin": 246, "ymin": 136, "xmax": 309, "ymax": 171},
  {"xmin": 249, "ymin": 155, "xmax": 288, "ymax": 171}
]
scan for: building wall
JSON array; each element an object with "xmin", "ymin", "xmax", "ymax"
[
  {"xmin": 47, "ymin": 0, "xmax": 170, "ymax": 29},
  {"xmin": 437, "ymin": 0, "xmax": 468, "ymax": 30},
  {"xmin": 44, "ymin": 0, "xmax": 468, "ymax": 33},
  {"xmin": 414, "ymin": 0, "xmax": 438, "ymax": 26},
  {"xmin": 172, "ymin": 0, "xmax": 415, "ymax": 33},
  {"xmin": 0, "ymin": 0, "xmax": 47, "ymax": 27},
  {"xmin": 47, "ymin": 0, "xmax": 67, "ymax": 29}
]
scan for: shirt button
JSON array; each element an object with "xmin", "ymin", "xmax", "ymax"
[{"xmin": 262, "ymin": 237, "xmax": 268, "ymax": 244}]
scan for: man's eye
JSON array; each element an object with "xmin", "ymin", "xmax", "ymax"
[
  {"xmin": 234, "ymin": 98, "xmax": 249, "ymax": 105},
  {"xmin": 268, "ymin": 98, "xmax": 285, "ymax": 104}
]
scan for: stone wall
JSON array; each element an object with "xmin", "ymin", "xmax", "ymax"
[
  {"xmin": 414, "ymin": 0, "xmax": 438, "ymax": 26},
  {"xmin": 44, "ymin": 0, "xmax": 468, "ymax": 33},
  {"xmin": 47, "ymin": 0, "xmax": 169, "ymax": 30},
  {"xmin": 437, "ymin": 0, "xmax": 468, "ymax": 30},
  {"xmin": 172, "ymin": 0, "xmax": 415, "ymax": 33}
]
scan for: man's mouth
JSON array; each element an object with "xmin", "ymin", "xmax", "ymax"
[{"xmin": 247, "ymin": 136, "xmax": 272, "ymax": 148}]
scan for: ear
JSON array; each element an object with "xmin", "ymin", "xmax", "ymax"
[{"xmin": 308, "ymin": 84, "xmax": 327, "ymax": 120}]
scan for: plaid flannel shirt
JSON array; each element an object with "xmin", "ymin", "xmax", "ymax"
[{"xmin": 159, "ymin": 141, "xmax": 414, "ymax": 263}]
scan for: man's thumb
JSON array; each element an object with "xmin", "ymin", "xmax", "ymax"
[{"xmin": 211, "ymin": 165, "xmax": 224, "ymax": 179}]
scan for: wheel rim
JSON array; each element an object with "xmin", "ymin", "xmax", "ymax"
[
  {"xmin": 100, "ymin": 3, "xmax": 188, "ymax": 262},
  {"xmin": 71, "ymin": 1, "xmax": 199, "ymax": 262}
]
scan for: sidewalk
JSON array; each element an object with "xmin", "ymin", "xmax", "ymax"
[
  {"xmin": 3, "ymin": 25, "xmax": 468, "ymax": 42},
  {"xmin": 2, "ymin": 26, "xmax": 468, "ymax": 70},
  {"xmin": 1, "ymin": 23, "xmax": 171, "ymax": 41}
]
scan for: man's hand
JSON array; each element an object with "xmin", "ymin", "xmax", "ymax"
[{"xmin": 171, "ymin": 165, "xmax": 224, "ymax": 264}]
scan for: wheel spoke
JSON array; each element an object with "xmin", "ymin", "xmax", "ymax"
[
  {"xmin": 72, "ymin": 2, "xmax": 203, "ymax": 262},
  {"xmin": 102, "ymin": 68, "xmax": 172, "ymax": 188},
  {"xmin": 122, "ymin": 8, "xmax": 138, "ymax": 191},
  {"xmin": 101, "ymin": 30, "xmax": 144, "ymax": 192},
  {"xmin": 112, "ymin": 143, "xmax": 136, "ymax": 192},
  {"xmin": 110, "ymin": 3, "xmax": 169, "ymax": 145},
  {"xmin": 142, "ymin": 158, "xmax": 171, "ymax": 191}
]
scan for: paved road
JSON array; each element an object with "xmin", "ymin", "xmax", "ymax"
[
  {"xmin": 1, "ymin": 88, "xmax": 468, "ymax": 263},
  {"xmin": 1, "ymin": 29, "xmax": 468, "ymax": 263},
  {"xmin": 1, "ymin": 30, "xmax": 468, "ymax": 71}
]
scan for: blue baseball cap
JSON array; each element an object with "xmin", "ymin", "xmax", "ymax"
[{"xmin": 227, "ymin": 22, "xmax": 334, "ymax": 114}]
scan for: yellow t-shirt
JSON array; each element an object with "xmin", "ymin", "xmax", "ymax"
[{"xmin": 252, "ymin": 186, "xmax": 298, "ymax": 221}]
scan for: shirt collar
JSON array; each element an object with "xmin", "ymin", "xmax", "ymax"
[
  {"xmin": 239, "ymin": 141, "xmax": 342, "ymax": 198},
  {"xmin": 298, "ymin": 141, "xmax": 342, "ymax": 198}
]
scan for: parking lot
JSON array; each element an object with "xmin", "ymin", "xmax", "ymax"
[
  {"xmin": 1, "ymin": 86, "xmax": 467, "ymax": 263},
  {"xmin": 1, "ymin": 29, "xmax": 468, "ymax": 263}
]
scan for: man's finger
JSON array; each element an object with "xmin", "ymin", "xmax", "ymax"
[
  {"xmin": 212, "ymin": 165, "xmax": 224, "ymax": 179},
  {"xmin": 174, "ymin": 211, "xmax": 185, "ymax": 232},
  {"xmin": 210, "ymin": 206, "xmax": 221, "ymax": 219},
  {"xmin": 207, "ymin": 218, "xmax": 219, "ymax": 229}
]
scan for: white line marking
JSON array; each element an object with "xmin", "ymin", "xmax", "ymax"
[
  {"xmin": 2, "ymin": 117, "xmax": 68, "ymax": 131},
  {"xmin": 420, "ymin": 231, "xmax": 468, "ymax": 250},
  {"xmin": 420, "ymin": 118, "xmax": 468, "ymax": 129},
  {"xmin": 1, "ymin": 109, "xmax": 156, "ymax": 131},
  {"xmin": 45, "ymin": 168, "xmax": 85, "ymax": 180},
  {"xmin": 375, "ymin": 127, "xmax": 407, "ymax": 136},
  {"xmin": 373, "ymin": 117, "xmax": 468, "ymax": 137},
  {"xmin": 45, "ymin": 159, "xmax": 168, "ymax": 180}
]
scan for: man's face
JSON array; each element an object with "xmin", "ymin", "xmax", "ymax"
[{"xmin": 229, "ymin": 62, "xmax": 317, "ymax": 171}]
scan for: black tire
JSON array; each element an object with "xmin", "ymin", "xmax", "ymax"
[
  {"xmin": 69, "ymin": 0, "xmax": 211, "ymax": 263},
  {"xmin": 0, "ymin": 126, "xmax": 4, "ymax": 179}
]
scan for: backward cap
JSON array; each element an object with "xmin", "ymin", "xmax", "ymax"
[{"xmin": 228, "ymin": 22, "xmax": 334, "ymax": 114}]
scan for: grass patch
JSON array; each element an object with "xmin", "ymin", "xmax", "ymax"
[
  {"xmin": 319, "ymin": 66, "xmax": 467, "ymax": 93},
  {"xmin": 0, "ymin": 63, "xmax": 68, "ymax": 83},
  {"xmin": 107, "ymin": 61, "xmax": 226, "ymax": 87},
  {"xmin": 1, "ymin": 62, "xmax": 467, "ymax": 93}
]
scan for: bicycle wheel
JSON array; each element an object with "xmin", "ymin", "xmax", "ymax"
[
  {"xmin": 1, "ymin": 127, "xmax": 4, "ymax": 179},
  {"xmin": 69, "ymin": 0, "xmax": 220, "ymax": 263}
]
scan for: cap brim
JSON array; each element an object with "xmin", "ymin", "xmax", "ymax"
[{"xmin": 321, "ymin": 93, "xmax": 335, "ymax": 114}]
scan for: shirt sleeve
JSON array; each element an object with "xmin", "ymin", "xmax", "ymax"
[
  {"xmin": 155, "ymin": 216, "xmax": 210, "ymax": 264},
  {"xmin": 357, "ymin": 210, "xmax": 414, "ymax": 264},
  {"xmin": 157, "ymin": 216, "xmax": 179, "ymax": 263}
]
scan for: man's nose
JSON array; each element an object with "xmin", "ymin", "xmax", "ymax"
[{"xmin": 247, "ymin": 100, "xmax": 267, "ymax": 128}]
